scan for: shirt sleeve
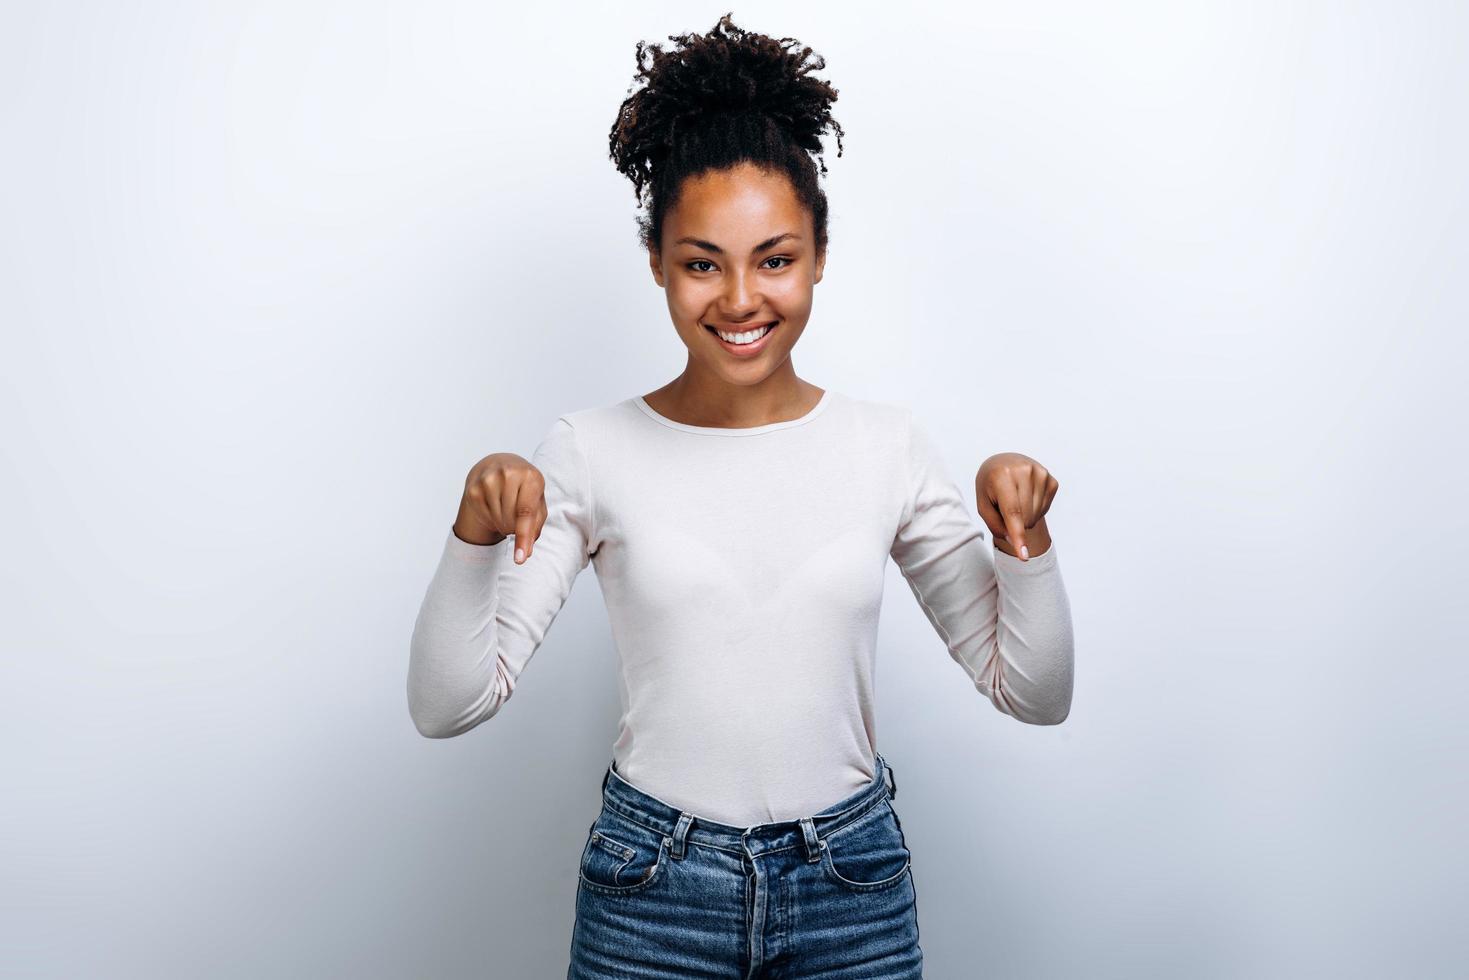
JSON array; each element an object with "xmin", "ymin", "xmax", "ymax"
[
  {"xmin": 407, "ymin": 416, "xmax": 596, "ymax": 738},
  {"xmin": 888, "ymin": 411, "xmax": 1075, "ymax": 725}
]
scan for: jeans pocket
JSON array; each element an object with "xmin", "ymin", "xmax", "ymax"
[
  {"xmin": 819, "ymin": 799, "xmax": 912, "ymax": 893},
  {"xmin": 578, "ymin": 808, "xmax": 669, "ymax": 895}
]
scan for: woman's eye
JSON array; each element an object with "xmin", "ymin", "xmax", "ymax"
[{"xmin": 686, "ymin": 257, "xmax": 791, "ymax": 273}]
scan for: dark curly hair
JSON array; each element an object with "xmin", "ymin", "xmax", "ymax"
[{"xmin": 608, "ymin": 12, "xmax": 845, "ymax": 258}]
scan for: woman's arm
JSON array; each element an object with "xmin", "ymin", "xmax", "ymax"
[
  {"xmin": 888, "ymin": 412, "xmax": 1074, "ymax": 725},
  {"xmin": 407, "ymin": 417, "xmax": 596, "ymax": 738}
]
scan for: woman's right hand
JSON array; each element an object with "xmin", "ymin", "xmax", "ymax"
[{"xmin": 452, "ymin": 453, "xmax": 547, "ymax": 564}]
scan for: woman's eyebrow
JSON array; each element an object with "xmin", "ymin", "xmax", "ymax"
[{"xmin": 674, "ymin": 232, "xmax": 801, "ymax": 255}]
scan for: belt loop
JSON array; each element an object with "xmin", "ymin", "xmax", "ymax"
[
  {"xmin": 669, "ymin": 811, "xmax": 694, "ymax": 860},
  {"xmin": 882, "ymin": 755, "xmax": 897, "ymax": 800},
  {"xmin": 601, "ymin": 761, "xmax": 612, "ymax": 793},
  {"xmin": 798, "ymin": 816, "xmax": 822, "ymax": 863}
]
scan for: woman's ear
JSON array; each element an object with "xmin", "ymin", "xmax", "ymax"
[
  {"xmin": 649, "ymin": 249, "xmax": 666, "ymax": 288},
  {"xmin": 813, "ymin": 246, "xmax": 826, "ymax": 285}
]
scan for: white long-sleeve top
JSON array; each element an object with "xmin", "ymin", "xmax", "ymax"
[{"xmin": 408, "ymin": 388, "xmax": 1074, "ymax": 826}]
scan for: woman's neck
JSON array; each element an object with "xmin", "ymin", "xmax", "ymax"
[{"xmin": 641, "ymin": 374, "xmax": 825, "ymax": 429}]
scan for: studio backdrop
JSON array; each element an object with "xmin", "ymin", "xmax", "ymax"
[{"xmin": 2, "ymin": 2, "xmax": 1463, "ymax": 978}]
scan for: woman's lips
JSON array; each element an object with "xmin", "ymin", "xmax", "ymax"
[{"xmin": 705, "ymin": 321, "xmax": 778, "ymax": 357}]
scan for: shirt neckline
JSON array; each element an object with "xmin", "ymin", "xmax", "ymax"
[{"xmin": 633, "ymin": 389, "xmax": 834, "ymax": 436}]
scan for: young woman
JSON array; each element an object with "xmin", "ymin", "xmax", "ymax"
[{"xmin": 408, "ymin": 13, "xmax": 1074, "ymax": 978}]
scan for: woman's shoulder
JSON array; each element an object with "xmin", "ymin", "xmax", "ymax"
[
  {"xmin": 542, "ymin": 397, "xmax": 647, "ymax": 454},
  {"xmin": 552, "ymin": 395, "xmax": 639, "ymax": 426},
  {"xmin": 823, "ymin": 389, "xmax": 914, "ymax": 435}
]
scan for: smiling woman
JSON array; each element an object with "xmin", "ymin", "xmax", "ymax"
[
  {"xmin": 407, "ymin": 10, "xmax": 1074, "ymax": 980},
  {"xmin": 653, "ymin": 163, "xmax": 818, "ymax": 374},
  {"xmin": 606, "ymin": 11, "xmax": 845, "ymax": 429}
]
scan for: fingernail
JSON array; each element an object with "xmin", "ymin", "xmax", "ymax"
[
  {"xmin": 515, "ymin": 548, "xmax": 524, "ymax": 562},
  {"xmin": 1020, "ymin": 545, "xmax": 1029, "ymax": 559}
]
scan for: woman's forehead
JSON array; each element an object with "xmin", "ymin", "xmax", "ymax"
[{"xmin": 667, "ymin": 173, "xmax": 808, "ymax": 238}]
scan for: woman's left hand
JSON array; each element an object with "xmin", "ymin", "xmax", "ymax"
[{"xmin": 976, "ymin": 453, "xmax": 1058, "ymax": 561}]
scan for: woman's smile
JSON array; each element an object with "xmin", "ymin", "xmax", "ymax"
[{"xmin": 705, "ymin": 320, "xmax": 779, "ymax": 356}]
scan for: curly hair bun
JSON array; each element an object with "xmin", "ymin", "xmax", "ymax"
[{"xmin": 608, "ymin": 12, "xmax": 846, "ymax": 255}]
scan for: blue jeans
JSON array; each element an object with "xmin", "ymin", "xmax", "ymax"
[{"xmin": 567, "ymin": 752, "xmax": 923, "ymax": 978}]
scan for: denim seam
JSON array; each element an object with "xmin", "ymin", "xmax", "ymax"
[
  {"xmin": 821, "ymin": 794, "xmax": 892, "ymax": 846},
  {"xmin": 577, "ymin": 837, "xmax": 669, "ymax": 895},
  {"xmin": 599, "ymin": 787, "xmax": 891, "ymax": 858},
  {"xmin": 819, "ymin": 843, "xmax": 913, "ymax": 892}
]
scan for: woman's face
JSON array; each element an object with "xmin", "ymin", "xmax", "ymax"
[{"xmin": 649, "ymin": 162, "xmax": 825, "ymax": 385}]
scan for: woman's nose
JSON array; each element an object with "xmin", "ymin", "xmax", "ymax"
[{"xmin": 722, "ymin": 270, "xmax": 762, "ymax": 313}]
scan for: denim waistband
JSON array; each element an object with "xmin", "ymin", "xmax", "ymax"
[{"xmin": 598, "ymin": 752, "xmax": 899, "ymax": 860}]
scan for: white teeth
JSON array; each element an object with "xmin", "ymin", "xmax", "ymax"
[{"xmin": 714, "ymin": 323, "xmax": 774, "ymax": 345}]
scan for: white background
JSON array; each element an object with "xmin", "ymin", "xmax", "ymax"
[{"xmin": 3, "ymin": 2, "xmax": 1464, "ymax": 977}]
